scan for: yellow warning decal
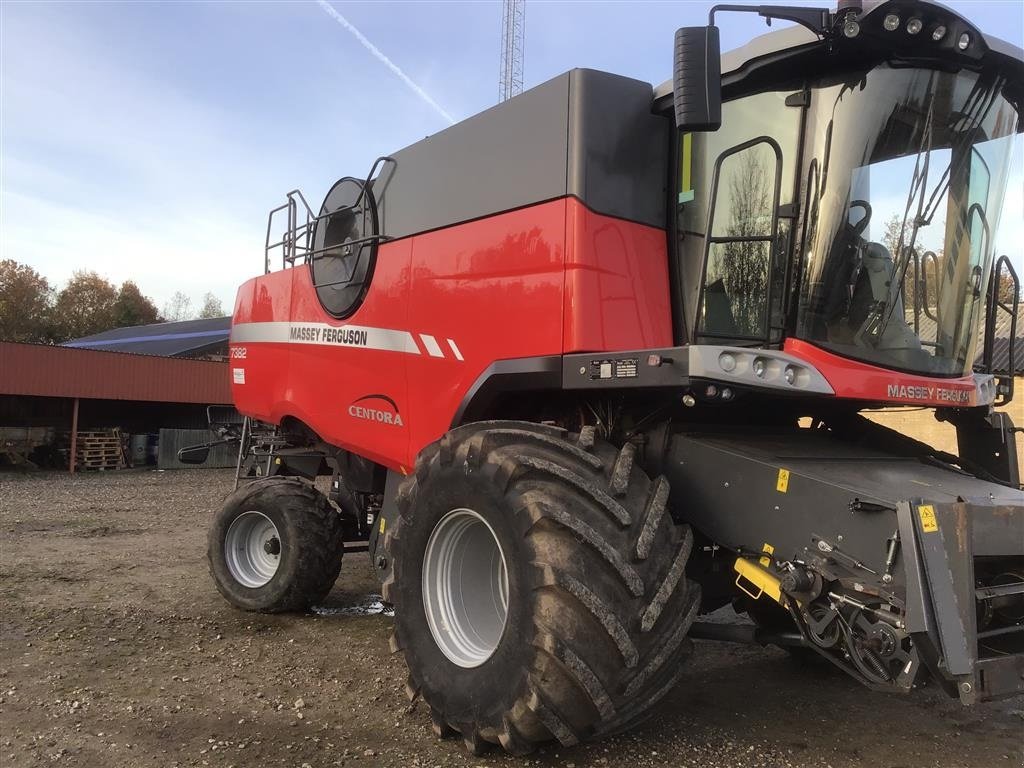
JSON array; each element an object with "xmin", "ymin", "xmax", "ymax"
[
  {"xmin": 918, "ymin": 504, "xmax": 938, "ymax": 533},
  {"xmin": 678, "ymin": 133, "xmax": 695, "ymax": 204},
  {"xmin": 379, "ymin": 517, "xmax": 386, "ymax": 535},
  {"xmin": 760, "ymin": 543, "xmax": 774, "ymax": 568},
  {"xmin": 776, "ymin": 468, "xmax": 790, "ymax": 493}
]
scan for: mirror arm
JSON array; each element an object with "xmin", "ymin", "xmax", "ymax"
[
  {"xmin": 176, "ymin": 437, "xmax": 240, "ymax": 465},
  {"xmin": 708, "ymin": 4, "xmax": 833, "ymax": 36}
]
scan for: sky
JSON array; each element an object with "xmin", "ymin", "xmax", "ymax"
[{"xmin": 1, "ymin": 0, "xmax": 1022, "ymax": 314}]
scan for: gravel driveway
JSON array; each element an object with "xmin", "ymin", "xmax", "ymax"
[{"xmin": 1, "ymin": 469, "xmax": 1020, "ymax": 768}]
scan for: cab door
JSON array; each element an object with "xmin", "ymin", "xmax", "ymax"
[{"xmin": 674, "ymin": 89, "xmax": 804, "ymax": 347}]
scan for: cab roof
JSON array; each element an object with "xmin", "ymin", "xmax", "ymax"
[{"xmin": 652, "ymin": 1, "xmax": 1024, "ymax": 101}]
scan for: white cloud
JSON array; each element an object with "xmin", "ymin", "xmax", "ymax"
[
  {"xmin": 0, "ymin": 4, "xmax": 356, "ymax": 307},
  {"xmin": 1, "ymin": 189, "xmax": 254, "ymax": 309},
  {"xmin": 315, "ymin": 0, "xmax": 457, "ymax": 125}
]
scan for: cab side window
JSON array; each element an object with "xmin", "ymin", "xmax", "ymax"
[{"xmin": 700, "ymin": 139, "xmax": 781, "ymax": 339}]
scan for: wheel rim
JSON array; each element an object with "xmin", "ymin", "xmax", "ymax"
[
  {"xmin": 225, "ymin": 511, "xmax": 281, "ymax": 588},
  {"xmin": 422, "ymin": 508, "xmax": 509, "ymax": 668}
]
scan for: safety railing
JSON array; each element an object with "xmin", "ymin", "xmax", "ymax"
[
  {"xmin": 263, "ymin": 156, "xmax": 396, "ymax": 275},
  {"xmin": 981, "ymin": 255, "xmax": 1019, "ymax": 405}
]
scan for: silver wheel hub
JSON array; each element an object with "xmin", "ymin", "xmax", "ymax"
[
  {"xmin": 225, "ymin": 510, "xmax": 281, "ymax": 588},
  {"xmin": 422, "ymin": 508, "xmax": 509, "ymax": 668}
]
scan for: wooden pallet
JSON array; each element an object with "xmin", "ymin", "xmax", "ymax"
[
  {"xmin": 77, "ymin": 447, "xmax": 121, "ymax": 456},
  {"xmin": 73, "ymin": 428, "xmax": 126, "ymax": 471}
]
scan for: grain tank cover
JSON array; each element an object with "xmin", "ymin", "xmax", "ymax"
[{"xmin": 370, "ymin": 69, "xmax": 670, "ymax": 238}]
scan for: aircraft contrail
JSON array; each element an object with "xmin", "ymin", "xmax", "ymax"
[{"xmin": 316, "ymin": 0, "xmax": 456, "ymax": 126}]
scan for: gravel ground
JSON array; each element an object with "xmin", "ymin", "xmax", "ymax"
[{"xmin": 0, "ymin": 468, "xmax": 1021, "ymax": 768}]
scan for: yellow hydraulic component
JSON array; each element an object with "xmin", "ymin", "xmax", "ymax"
[{"xmin": 734, "ymin": 557, "xmax": 784, "ymax": 605}]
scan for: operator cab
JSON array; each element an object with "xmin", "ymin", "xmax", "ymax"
[{"xmin": 662, "ymin": 0, "xmax": 1023, "ymax": 386}]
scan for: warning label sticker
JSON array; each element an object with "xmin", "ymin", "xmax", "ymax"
[{"xmin": 917, "ymin": 504, "xmax": 938, "ymax": 533}]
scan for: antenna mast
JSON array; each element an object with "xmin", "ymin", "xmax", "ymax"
[{"xmin": 499, "ymin": 0, "xmax": 525, "ymax": 102}]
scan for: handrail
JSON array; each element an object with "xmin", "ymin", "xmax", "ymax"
[
  {"xmin": 262, "ymin": 156, "xmax": 396, "ymax": 275},
  {"xmin": 981, "ymin": 255, "xmax": 1019, "ymax": 405}
]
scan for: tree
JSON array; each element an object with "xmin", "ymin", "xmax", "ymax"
[
  {"xmin": 996, "ymin": 271, "xmax": 1020, "ymax": 304},
  {"xmin": 113, "ymin": 281, "xmax": 161, "ymax": 328},
  {"xmin": 197, "ymin": 292, "xmax": 225, "ymax": 319},
  {"xmin": 51, "ymin": 271, "xmax": 119, "ymax": 341},
  {"xmin": 881, "ymin": 213, "xmax": 913, "ymax": 259},
  {"xmin": 0, "ymin": 259, "xmax": 53, "ymax": 343},
  {"xmin": 881, "ymin": 213, "xmax": 947, "ymax": 311},
  {"xmin": 163, "ymin": 291, "xmax": 193, "ymax": 322}
]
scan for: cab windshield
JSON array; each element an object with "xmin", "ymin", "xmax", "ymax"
[{"xmin": 797, "ymin": 65, "xmax": 1020, "ymax": 376}]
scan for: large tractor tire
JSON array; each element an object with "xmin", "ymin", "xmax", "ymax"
[
  {"xmin": 208, "ymin": 476, "xmax": 344, "ymax": 612},
  {"xmin": 383, "ymin": 421, "xmax": 700, "ymax": 755}
]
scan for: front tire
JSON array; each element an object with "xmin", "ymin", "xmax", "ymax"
[
  {"xmin": 208, "ymin": 476, "xmax": 344, "ymax": 612},
  {"xmin": 384, "ymin": 421, "xmax": 700, "ymax": 754}
]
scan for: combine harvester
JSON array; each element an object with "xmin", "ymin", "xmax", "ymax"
[{"xmin": 188, "ymin": 0, "xmax": 1024, "ymax": 754}]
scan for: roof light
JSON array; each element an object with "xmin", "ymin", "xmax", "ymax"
[
  {"xmin": 718, "ymin": 352, "xmax": 737, "ymax": 372},
  {"xmin": 753, "ymin": 358, "xmax": 767, "ymax": 378},
  {"xmin": 784, "ymin": 366, "xmax": 797, "ymax": 385},
  {"xmin": 883, "ymin": 13, "xmax": 900, "ymax": 32},
  {"xmin": 906, "ymin": 18, "xmax": 923, "ymax": 35},
  {"xmin": 932, "ymin": 25, "xmax": 947, "ymax": 41},
  {"xmin": 958, "ymin": 32, "xmax": 971, "ymax": 50},
  {"xmin": 842, "ymin": 16, "xmax": 861, "ymax": 38}
]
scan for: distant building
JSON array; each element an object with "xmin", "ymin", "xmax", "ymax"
[
  {"xmin": 2, "ymin": 313, "xmax": 234, "ymax": 471},
  {"xmin": 64, "ymin": 316, "xmax": 231, "ymax": 360}
]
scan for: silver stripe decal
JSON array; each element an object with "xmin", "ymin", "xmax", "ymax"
[
  {"xmin": 231, "ymin": 321, "xmax": 421, "ymax": 355},
  {"xmin": 447, "ymin": 338, "xmax": 464, "ymax": 361},
  {"xmin": 420, "ymin": 334, "xmax": 444, "ymax": 358}
]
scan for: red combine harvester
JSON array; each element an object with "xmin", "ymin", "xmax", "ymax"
[{"xmin": 190, "ymin": 0, "xmax": 1024, "ymax": 755}]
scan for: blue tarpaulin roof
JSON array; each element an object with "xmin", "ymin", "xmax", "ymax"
[{"xmin": 64, "ymin": 316, "xmax": 231, "ymax": 357}]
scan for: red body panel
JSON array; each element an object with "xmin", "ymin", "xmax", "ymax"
[
  {"xmin": 230, "ymin": 197, "xmax": 671, "ymax": 470},
  {"xmin": 784, "ymin": 338, "xmax": 983, "ymax": 407},
  {"xmin": 563, "ymin": 202, "xmax": 673, "ymax": 352}
]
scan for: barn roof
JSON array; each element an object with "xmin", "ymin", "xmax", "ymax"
[{"xmin": 907, "ymin": 311, "xmax": 1023, "ymax": 376}]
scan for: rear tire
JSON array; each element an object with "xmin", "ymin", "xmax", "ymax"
[
  {"xmin": 208, "ymin": 476, "xmax": 344, "ymax": 612},
  {"xmin": 384, "ymin": 421, "xmax": 700, "ymax": 754}
]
